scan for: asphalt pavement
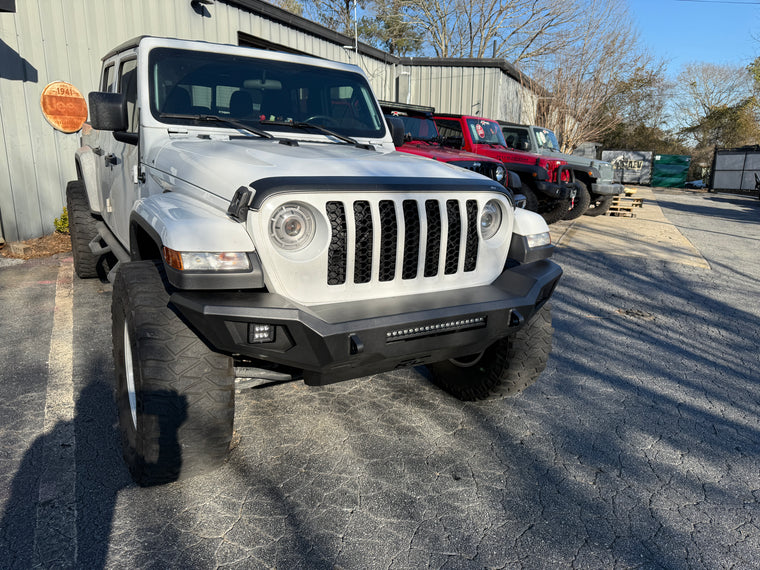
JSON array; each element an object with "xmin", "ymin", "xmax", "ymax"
[{"xmin": 1, "ymin": 189, "xmax": 759, "ymax": 569}]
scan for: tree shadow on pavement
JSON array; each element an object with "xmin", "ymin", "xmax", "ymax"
[{"xmin": 0, "ymin": 379, "xmax": 131, "ymax": 569}]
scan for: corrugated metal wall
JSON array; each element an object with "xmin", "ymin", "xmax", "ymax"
[
  {"xmin": 0, "ymin": 0, "xmax": 533, "ymax": 242},
  {"xmin": 400, "ymin": 62, "xmax": 536, "ymax": 123}
]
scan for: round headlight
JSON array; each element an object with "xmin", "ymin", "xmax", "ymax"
[
  {"xmin": 269, "ymin": 203, "xmax": 316, "ymax": 251},
  {"xmin": 494, "ymin": 164, "xmax": 506, "ymax": 183},
  {"xmin": 480, "ymin": 199, "xmax": 503, "ymax": 240}
]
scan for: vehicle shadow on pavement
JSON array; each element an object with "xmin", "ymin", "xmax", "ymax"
[
  {"xmin": 201, "ymin": 243, "xmax": 760, "ymax": 568},
  {"xmin": 656, "ymin": 194, "xmax": 760, "ymax": 224},
  {"xmin": 0, "ymin": 378, "xmax": 130, "ymax": 570}
]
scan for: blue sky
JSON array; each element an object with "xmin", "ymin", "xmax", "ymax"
[{"xmin": 628, "ymin": 0, "xmax": 760, "ymax": 75}]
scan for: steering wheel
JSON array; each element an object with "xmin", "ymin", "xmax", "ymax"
[{"xmin": 304, "ymin": 115, "xmax": 339, "ymax": 128}]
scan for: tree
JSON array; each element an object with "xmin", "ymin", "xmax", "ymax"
[
  {"xmin": 269, "ymin": 0, "xmax": 305, "ymax": 16},
  {"xmin": 601, "ymin": 124, "xmax": 689, "ymax": 156},
  {"xmin": 399, "ymin": 0, "xmax": 582, "ymax": 61},
  {"xmin": 673, "ymin": 62, "xmax": 754, "ymax": 143},
  {"xmin": 528, "ymin": 0, "xmax": 663, "ymax": 152},
  {"xmin": 364, "ymin": 0, "xmax": 424, "ymax": 55},
  {"xmin": 671, "ymin": 62, "xmax": 759, "ymax": 178},
  {"xmin": 301, "ymin": 0, "xmax": 372, "ymax": 38}
]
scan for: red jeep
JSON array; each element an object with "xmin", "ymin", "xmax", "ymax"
[
  {"xmin": 381, "ymin": 102, "xmax": 521, "ymax": 193},
  {"xmin": 434, "ymin": 114, "xmax": 577, "ymax": 224}
]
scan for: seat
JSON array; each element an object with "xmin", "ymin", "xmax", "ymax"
[
  {"xmin": 162, "ymin": 88, "xmax": 191, "ymax": 115},
  {"xmin": 229, "ymin": 90, "xmax": 254, "ymax": 119}
]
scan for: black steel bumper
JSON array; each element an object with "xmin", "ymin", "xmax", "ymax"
[
  {"xmin": 535, "ymin": 180, "xmax": 577, "ymax": 200},
  {"xmin": 170, "ymin": 260, "xmax": 562, "ymax": 385}
]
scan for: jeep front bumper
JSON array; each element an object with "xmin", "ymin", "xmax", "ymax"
[
  {"xmin": 535, "ymin": 180, "xmax": 577, "ymax": 200},
  {"xmin": 170, "ymin": 260, "xmax": 562, "ymax": 385},
  {"xmin": 591, "ymin": 182, "xmax": 624, "ymax": 196}
]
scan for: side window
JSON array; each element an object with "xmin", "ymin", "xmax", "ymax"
[
  {"xmin": 102, "ymin": 64, "xmax": 115, "ymax": 92},
  {"xmin": 435, "ymin": 119, "xmax": 464, "ymax": 148},
  {"xmin": 502, "ymin": 127, "xmax": 530, "ymax": 149},
  {"xmin": 119, "ymin": 59, "xmax": 138, "ymax": 133},
  {"xmin": 518, "ymin": 129, "xmax": 531, "ymax": 149},
  {"xmin": 435, "ymin": 119, "xmax": 462, "ymax": 138}
]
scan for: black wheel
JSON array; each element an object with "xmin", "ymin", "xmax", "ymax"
[
  {"xmin": 539, "ymin": 197, "xmax": 573, "ymax": 225},
  {"xmin": 563, "ymin": 180, "xmax": 591, "ymax": 221},
  {"xmin": 426, "ymin": 304, "xmax": 553, "ymax": 401},
  {"xmin": 112, "ymin": 260, "xmax": 234, "ymax": 486},
  {"xmin": 584, "ymin": 195, "xmax": 614, "ymax": 217},
  {"xmin": 66, "ymin": 180, "xmax": 100, "ymax": 278}
]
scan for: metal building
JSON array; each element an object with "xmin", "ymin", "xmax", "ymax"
[{"xmin": 0, "ymin": 0, "xmax": 539, "ymax": 242}]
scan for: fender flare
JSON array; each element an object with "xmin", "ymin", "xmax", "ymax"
[
  {"xmin": 130, "ymin": 192, "xmax": 255, "ymax": 256},
  {"xmin": 74, "ymin": 147, "xmax": 101, "ymax": 213},
  {"xmin": 501, "ymin": 162, "xmax": 548, "ymax": 182}
]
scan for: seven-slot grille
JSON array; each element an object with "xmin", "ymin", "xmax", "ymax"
[{"xmin": 326, "ymin": 198, "xmax": 480, "ymax": 286}]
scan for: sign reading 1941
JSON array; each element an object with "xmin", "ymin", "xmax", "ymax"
[{"xmin": 40, "ymin": 81, "xmax": 88, "ymax": 133}]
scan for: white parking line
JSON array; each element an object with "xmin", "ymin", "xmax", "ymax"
[{"xmin": 33, "ymin": 259, "xmax": 77, "ymax": 567}]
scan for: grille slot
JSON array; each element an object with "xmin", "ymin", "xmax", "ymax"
[
  {"xmin": 326, "ymin": 197, "xmax": 480, "ymax": 286},
  {"xmin": 353, "ymin": 201, "xmax": 373, "ymax": 284},
  {"xmin": 378, "ymin": 200, "xmax": 397, "ymax": 282},
  {"xmin": 464, "ymin": 200, "xmax": 478, "ymax": 272},
  {"xmin": 402, "ymin": 200, "xmax": 420, "ymax": 279},
  {"xmin": 445, "ymin": 200, "xmax": 461, "ymax": 274},
  {"xmin": 424, "ymin": 200, "xmax": 442, "ymax": 277},
  {"xmin": 326, "ymin": 201, "xmax": 347, "ymax": 285}
]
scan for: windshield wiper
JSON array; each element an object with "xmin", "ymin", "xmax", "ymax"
[
  {"xmin": 260, "ymin": 119, "xmax": 372, "ymax": 149},
  {"xmin": 159, "ymin": 113, "xmax": 274, "ymax": 139}
]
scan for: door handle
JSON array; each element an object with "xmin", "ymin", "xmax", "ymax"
[
  {"xmin": 92, "ymin": 147, "xmax": 104, "ymax": 156},
  {"xmin": 105, "ymin": 153, "xmax": 118, "ymax": 166}
]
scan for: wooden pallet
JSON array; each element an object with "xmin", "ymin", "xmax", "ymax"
[{"xmin": 607, "ymin": 196, "xmax": 644, "ymax": 217}]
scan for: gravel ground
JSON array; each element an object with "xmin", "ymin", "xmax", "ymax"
[{"xmin": 0, "ymin": 190, "xmax": 758, "ymax": 569}]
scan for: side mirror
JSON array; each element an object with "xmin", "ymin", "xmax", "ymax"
[
  {"xmin": 88, "ymin": 92, "xmax": 127, "ymax": 131},
  {"xmin": 387, "ymin": 116, "xmax": 405, "ymax": 147}
]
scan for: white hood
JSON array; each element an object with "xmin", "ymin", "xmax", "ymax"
[{"xmin": 150, "ymin": 137, "xmax": 490, "ymax": 202}]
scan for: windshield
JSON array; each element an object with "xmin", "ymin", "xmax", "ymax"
[
  {"xmin": 148, "ymin": 48, "xmax": 386, "ymax": 139},
  {"xmin": 466, "ymin": 118, "xmax": 506, "ymax": 146},
  {"xmin": 533, "ymin": 127, "xmax": 560, "ymax": 151}
]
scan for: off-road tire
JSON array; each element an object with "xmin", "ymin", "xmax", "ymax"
[
  {"xmin": 519, "ymin": 185, "xmax": 539, "ymax": 212},
  {"xmin": 112, "ymin": 260, "xmax": 234, "ymax": 486},
  {"xmin": 563, "ymin": 180, "xmax": 591, "ymax": 221},
  {"xmin": 584, "ymin": 195, "xmax": 614, "ymax": 217},
  {"xmin": 426, "ymin": 303, "xmax": 553, "ymax": 401},
  {"xmin": 66, "ymin": 180, "xmax": 100, "ymax": 278},
  {"xmin": 540, "ymin": 198, "xmax": 573, "ymax": 225}
]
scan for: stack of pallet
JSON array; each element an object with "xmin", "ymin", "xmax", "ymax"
[{"xmin": 608, "ymin": 188, "xmax": 644, "ymax": 217}]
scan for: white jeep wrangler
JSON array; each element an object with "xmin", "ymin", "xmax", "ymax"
[{"xmin": 68, "ymin": 37, "xmax": 562, "ymax": 485}]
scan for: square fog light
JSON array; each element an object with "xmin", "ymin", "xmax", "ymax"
[{"xmin": 248, "ymin": 323, "xmax": 275, "ymax": 344}]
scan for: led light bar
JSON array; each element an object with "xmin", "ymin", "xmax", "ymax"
[{"xmin": 386, "ymin": 316, "xmax": 486, "ymax": 343}]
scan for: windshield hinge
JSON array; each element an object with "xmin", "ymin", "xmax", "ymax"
[{"xmin": 227, "ymin": 186, "xmax": 253, "ymax": 223}]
